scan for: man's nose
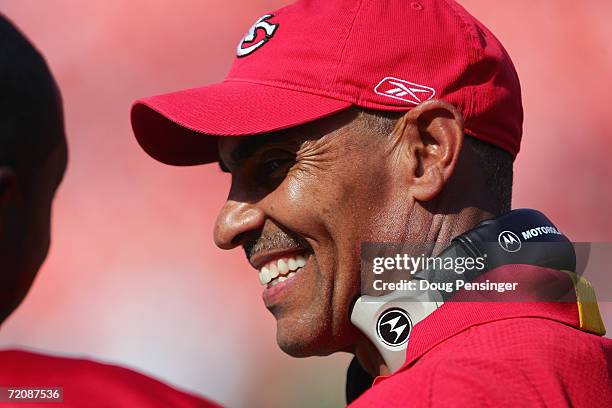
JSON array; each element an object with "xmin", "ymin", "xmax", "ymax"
[{"xmin": 214, "ymin": 200, "xmax": 265, "ymax": 249}]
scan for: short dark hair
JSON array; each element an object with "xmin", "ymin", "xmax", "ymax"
[
  {"xmin": 462, "ymin": 136, "xmax": 513, "ymax": 214},
  {"xmin": 356, "ymin": 108, "xmax": 513, "ymax": 214},
  {"xmin": 0, "ymin": 15, "xmax": 63, "ymax": 171}
]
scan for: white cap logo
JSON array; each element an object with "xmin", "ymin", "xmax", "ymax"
[
  {"xmin": 237, "ymin": 14, "xmax": 279, "ymax": 58},
  {"xmin": 374, "ymin": 77, "xmax": 436, "ymax": 105}
]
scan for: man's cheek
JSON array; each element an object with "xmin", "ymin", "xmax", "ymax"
[
  {"xmin": 283, "ymin": 173, "xmax": 320, "ymax": 203},
  {"xmin": 276, "ymin": 178, "xmax": 335, "ymax": 223}
]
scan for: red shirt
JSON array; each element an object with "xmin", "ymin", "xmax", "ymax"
[
  {"xmin": 0, "ymin": 350, "xmax": 221, "ymax": 407},
  {"xmin": 350, "ymin": 264, "xmax": 612, "ymax": 407}
]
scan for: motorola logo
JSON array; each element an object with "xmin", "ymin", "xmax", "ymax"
[
  {"xmin": 498, "ymin": 230, "xmax": 522, "ymax": 253},
  {"xmin": 377, "ymin": 308, "xmax": 412, "ymax": 347}
]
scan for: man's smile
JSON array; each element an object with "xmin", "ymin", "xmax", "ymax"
[
  {"xmin": 257, "ymin": 253, "xmax": 307, "ymax": 287},
  {"xmin": 250, "ymin": 248, "xmax": 313, "ymax": 304}
]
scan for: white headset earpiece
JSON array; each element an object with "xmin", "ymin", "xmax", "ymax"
[{"xmin": 350, "ymin": 286, "xmax": 443, "ymax": 373}]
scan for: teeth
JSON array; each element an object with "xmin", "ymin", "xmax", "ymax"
[
  {"xmin": 296, "ymin": 256, "xmax": 306, "ymax": 268},
  {"xmin": 277, "ymin": 259, "xmax": 289, "ymax": 274},
  {"xmin": 258, "ymin": 254, "xmax": 308, "ymax": 286},
  {"xmin": 269, "ymin": 263, "xmax": 279, "ymax": 280},
  {"xmin": 259, "ymin": 266, "xmax": 271, "ymax": 285},
  {"xmin": 267, "ymin": 271, "xmax": 298, "ymax": 287}
]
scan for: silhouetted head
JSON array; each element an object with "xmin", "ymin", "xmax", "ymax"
[{"xmin": 0, "ymin": 15, "xmax": 67, "ymax": 324}]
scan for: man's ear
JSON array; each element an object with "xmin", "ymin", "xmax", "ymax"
[
  {"xmin": 393, "ymin": 99, "xmax": 464, "ymax": 202},
  {"xmin": 0, "ymin": 167, "xmax": 17, "ymax": 207}
]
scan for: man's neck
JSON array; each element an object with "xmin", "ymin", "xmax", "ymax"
[
  {"xmin": 353, "ymin": 206, "xmax": 495, "ymax": 377},
  {"xmin": 428, "ymin": 207, "xmax": 495, "ymax": 245}
]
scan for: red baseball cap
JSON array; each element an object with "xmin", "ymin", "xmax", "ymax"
[{"xmin": 131, "ymin": 0, "xmax": 523, "ymax": 166}]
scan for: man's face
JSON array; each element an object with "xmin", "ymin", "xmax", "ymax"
[{"xmin": 215, "ymin": 109, "xmax": 416, "ymax": 356}]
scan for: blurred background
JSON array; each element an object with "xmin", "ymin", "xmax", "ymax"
[{"xmin": 1, "ymin": 0, "xmax": 611, "ymax": 407}]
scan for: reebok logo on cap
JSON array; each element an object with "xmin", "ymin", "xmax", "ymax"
[{"xmin": 374, "ymin": 77, "xmax": 436, "ymax": 105}]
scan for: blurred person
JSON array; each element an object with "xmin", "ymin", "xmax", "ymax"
[
  {"xmin": 131, "ymin": 0, "xmax": 612, "ymax": 406},
  {"xmin": 0, "ymin": 15, "xmax": 219, "ymax": 408}
]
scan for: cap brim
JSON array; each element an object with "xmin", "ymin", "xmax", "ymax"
[{"xmin": 131, "ymin": 80, "xmax": 352, "ymax": 166}]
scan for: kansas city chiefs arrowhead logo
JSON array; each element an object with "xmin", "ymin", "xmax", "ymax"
[
  {"xmin": 374, "ymin": 77, "xmax": 436, "ymax": 105},
  {"xmin": 236, "ymin": 14, "xmax": 279, "ymax": 58}
]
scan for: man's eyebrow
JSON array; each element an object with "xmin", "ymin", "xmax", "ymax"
[
  {"xmin": 221, "ymin": 135, "xmax": 286, "ymax": 172},
  {"xmin": 233, "ymin": 137, "xmax": 276, "ymax": 163}
]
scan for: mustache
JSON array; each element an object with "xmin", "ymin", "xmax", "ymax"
[{"xmin": 243, "ymin": 230, "xmax": 310, "ymax": 261}]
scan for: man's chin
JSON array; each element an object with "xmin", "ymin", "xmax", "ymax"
[
  {"xmin": 275, "ymin": 320, "xmax": 347, "ymax": 358},
  {"xmin": 277, "ymin": 336, "xmax": 337, "ymax": 358}
]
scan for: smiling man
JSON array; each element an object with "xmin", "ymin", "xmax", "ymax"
[{"xmin": 131, "ymin": 0, "xmax": 612, "ymax": 406}]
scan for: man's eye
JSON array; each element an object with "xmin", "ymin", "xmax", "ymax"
[{"xmin": 258, "ymin": 158, "xmax": 293, "ymax": 182}]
